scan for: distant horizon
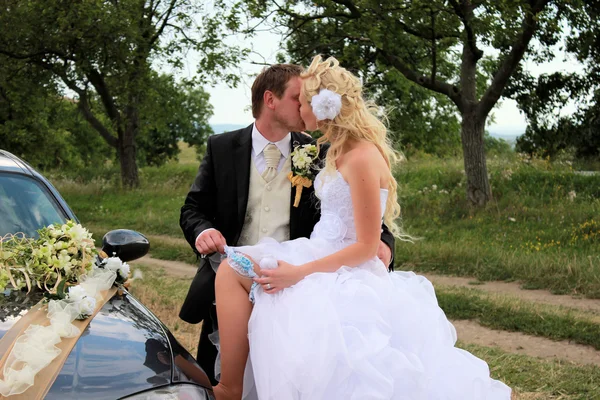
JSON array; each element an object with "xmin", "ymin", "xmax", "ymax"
[{"xmin": 209, "ymin": 123, "xmax": 524, "ymax": 141}]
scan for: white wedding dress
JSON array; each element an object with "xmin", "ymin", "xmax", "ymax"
[{"xmin": 229, "ymin": 170, "xmax": 511, "ymax": 400}]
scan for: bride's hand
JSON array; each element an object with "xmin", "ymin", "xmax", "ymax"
[{"xmin": 254, "ymin": 261, "xmax": 305, "ymax": 294}]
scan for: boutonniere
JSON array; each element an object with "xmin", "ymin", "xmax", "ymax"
[{"xmin": 288, "ymin": 143, "xmax": 318, "ymax": 207}]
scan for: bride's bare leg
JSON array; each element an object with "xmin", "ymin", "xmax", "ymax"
[{"xmin": 213, "ymin": 257, "xmax": 257, "ymax": 400}]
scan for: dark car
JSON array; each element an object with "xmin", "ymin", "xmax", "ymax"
[{"xmin": 0, "ymin": 150, "xmax": 214, "ymax": 399}]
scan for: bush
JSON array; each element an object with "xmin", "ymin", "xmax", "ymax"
[{"xmin": 485, "ymin": 134, "xmax": 514, "ymax": 157}]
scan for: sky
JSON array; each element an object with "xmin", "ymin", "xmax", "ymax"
[{"xmin": 179, "ymin": 28, "xmax": 585, "ymax": 138}]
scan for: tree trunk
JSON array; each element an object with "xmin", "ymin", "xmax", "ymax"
[
  {"xmin": 461, "ymin": 111, "xmax": 491, "ymax": 206},
  {"xmin": 118, "ymin": 126, "xmax": 139, "ymax": 188},
  {"xmin": 457, "ymin": 10, "xmax": 491, "ymax": 208},
  {"xmin": 117, "ymin": 45, "xmax": 147, "ymax": 189}
]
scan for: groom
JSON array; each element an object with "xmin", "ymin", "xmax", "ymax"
[{"xmin": 179, "ymin": 63, "xmax": 395, "ymax": 384}]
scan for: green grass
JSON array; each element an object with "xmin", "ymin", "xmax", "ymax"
[
  {"xmin": 148, "ymin": 239, "xmax": 197, "ymax": 264},
  {"xmin": 51, "ymin": 153, "xmax": 600, "ymax": 299},
  {"xmin": 437, "ymin": 286, "xmax": 600, "ymax": 349},
  {"xmin": 396, "ymin": 242, "xmax": 600, "ymax": 297},
  {"xmin": 462, "ymin": 343, "xmax": 600, "ymax": 399},
  {"xmin": 56, "ymin": 164, "xmax": 197, "ymax": 237},
  {"xmin": 394, "ymin": 155, "xmax": 600, "ymax": 297}
]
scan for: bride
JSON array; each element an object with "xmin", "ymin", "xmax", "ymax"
[{"xmin": 213, "ymin": 55, "xmax": 511, "ymax": 400}]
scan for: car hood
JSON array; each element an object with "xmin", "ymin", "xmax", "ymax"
[{"xmin": 1, "ymin": 289, "xmax": 210, "ymax": 399}]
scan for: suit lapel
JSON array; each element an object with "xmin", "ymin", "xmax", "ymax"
[
  {"xmin": 289, "ymin": 132, "xmax": 314, "ymax": 238},
  {"xmin": 233, "ymin": 124, "xmax": 253, "ymax": 232}
]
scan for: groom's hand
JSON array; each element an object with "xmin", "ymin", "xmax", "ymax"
[
  {"xmin": 377, "ymin": 241, "xmax": 392, "ymax": 267},
  {"xmin": 195, "ymin": 229, "xmax": 226, "ymax": 254}
]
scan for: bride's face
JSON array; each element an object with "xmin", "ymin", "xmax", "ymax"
[{"xmin": 299, "ymin": 92, "xmax": 318, "ymax": 131}]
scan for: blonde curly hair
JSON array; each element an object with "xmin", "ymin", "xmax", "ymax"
[{"xmin": 301, "ymin": 55, "xmax": 409, "ymax": 240}]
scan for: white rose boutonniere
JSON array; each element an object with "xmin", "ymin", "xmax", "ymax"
[{"xmin": 288, "ymin": 143, "xmax": 319, "ymax": 207}]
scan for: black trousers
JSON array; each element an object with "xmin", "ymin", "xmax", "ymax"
[{"xmin": 196, "ymin": 304, "xmax": 219, "ymax": 387}]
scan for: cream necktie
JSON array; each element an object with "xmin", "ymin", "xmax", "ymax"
[{"xmin": 262, "ymin": 143, "xmax": 281, "ymax": 182}]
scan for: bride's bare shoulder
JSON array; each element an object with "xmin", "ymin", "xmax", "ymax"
[
  {"xmin": 338, "ymin": 142, "xmax": 387, "ymax": 184},
  {"xmin": 343, "ymin": 142, "xmax": 385, "ymax": 169}
]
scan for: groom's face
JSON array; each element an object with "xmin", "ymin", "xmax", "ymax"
[{"xmin": 273, "ymin": 77, "xmax": 305, "ymax": 132}]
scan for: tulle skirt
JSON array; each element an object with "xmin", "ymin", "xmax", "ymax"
[{"xmin": 231, "ymin": 237, "xmax": 511, "ymax": 400}]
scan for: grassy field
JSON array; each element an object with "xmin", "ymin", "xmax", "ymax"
[
  {"xmin": 51, "ymin": 143, "xmax": 600, "ymax": 398},
  {"xmin": 395, "ymin": 154, "xmax": 600, "ymax": 297},
  {"xmin": 55, "ymin": 145, "xmax": 600, "ymax": 297}
]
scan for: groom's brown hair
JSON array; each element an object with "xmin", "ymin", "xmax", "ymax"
[{"xmin": 251, "ymin": 63, "xmax": 303, "ymax": 118}]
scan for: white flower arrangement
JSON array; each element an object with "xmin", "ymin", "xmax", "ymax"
[
  {"xmin": 0, "ymin": 220, "xmax": 135, "ymax": 299},
  {"xmin": 0, "ymin": 221, "xmax": 142, "ymax": 396},
  {"xmin": 0, "ymin": 220, "xmax": 97, "ymax": 293},
  {"xmin": 76, "ymin": 296, "xmax": 97, "ymax": 319},
  {"xmin": 0, "ymin": 265, "xmax": 119, "ymax": 396},
  {"xmin": 311, "ymin": 88, "xmax": 342, "ymax": 121}
]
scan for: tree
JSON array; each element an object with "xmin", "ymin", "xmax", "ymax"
[
  {"xmin": 249, "ymin": 0, "xmax": 580, "ymax": 205},
  {"xmin": 0, "ymin": 0, "xmax": 245, "ymax": 187},
  {"xmin": 0, "ymin": 56, "xmax": 112, "ymax": 169},
  {"xmin": 335, "ymin": 56, "xmax": 463, "ymax": 157},
  {"xmin": 508, "ymin": 1, "xmax": 600, "ymax": 160},
  {"xmin": 514, "ymin": 91, "xmax": 600, "ymax": 160},
  {"xmin": 0, "ymin": 60, "xmax": 213, "ymax": 170},
  {"xmin": 136, "ymin": 73, "xmax": 214, "ymax": 166}
]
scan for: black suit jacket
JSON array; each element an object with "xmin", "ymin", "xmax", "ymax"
[{"xmin": 179, "ymin": 124, "xmax": 395, "ymax": 324}]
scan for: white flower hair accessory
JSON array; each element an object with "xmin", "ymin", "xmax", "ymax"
[{"xmin": 311, "ymin": 88, "xmax": 342, "ymax": 121}]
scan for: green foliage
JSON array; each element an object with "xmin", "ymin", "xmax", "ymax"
[
  {"xmin": 136, "ymin": 73, "xmax": 214, "ymax": 167},
  {"xmin": 268, "ymin": 0, "xmax": 464, "ymax": 155},
  {"xmin": 484, "ymin": 134, "xmax": 513, "ymax": 157},
  {"xmin": 248, "ymin": 0, "xmax": 584, "ymax": 205},
  {"xmin": 507, "ymin": 2, "xmax": 600, "ymax": 161},
  {"xmin": 0, "ymin": 58, "xmax": 113, "ymax": 169},
  {"xmin": 253, "ymin": 0, "xmax": 576, "ymax": 156},
  {"xmin": 515, "ymin": 100, "xmax": 600, "ymax": 160},
  {"xmin": 378, "ymin": 77, "xmax": 462, "ymax": 157},
  {"xmin": 0, "ymin": 0, "xmax": 245, "ymax": 186}
]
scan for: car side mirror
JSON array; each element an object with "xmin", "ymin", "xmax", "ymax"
[{"xmin": 102, "ymin": 229, "xmax": 150, "ymax": 262}]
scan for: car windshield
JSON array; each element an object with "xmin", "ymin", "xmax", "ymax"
[{"xmin": 0, "ymin": 173, "xmax": 67, "ymax": 237}]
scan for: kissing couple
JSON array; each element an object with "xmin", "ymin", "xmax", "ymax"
[{"xmin": 179, "ymin": 55, "xmax": 511, "ymax": 400}]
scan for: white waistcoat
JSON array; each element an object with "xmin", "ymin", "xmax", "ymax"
[{"xmin": 237, "ymin": 157, "xmax": 292, "ymax": 246}]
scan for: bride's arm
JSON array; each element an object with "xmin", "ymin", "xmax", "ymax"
[
  {"xmin": 255, "ymin": 148, "xmax": 386, "ymax": 291},
  {"xmin": 300, "ymin": 151, "xmax": 384, "ymax": 274}
]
